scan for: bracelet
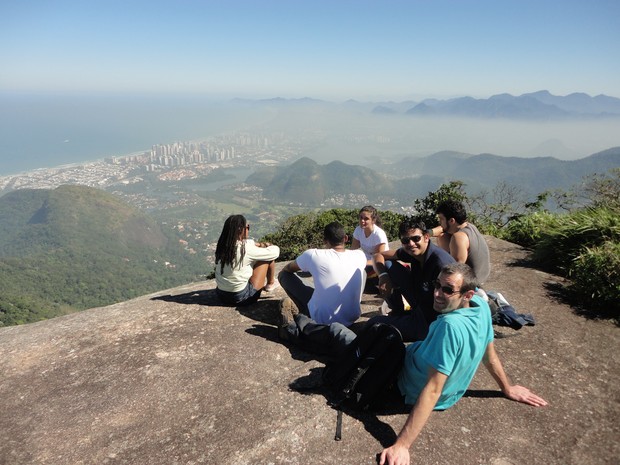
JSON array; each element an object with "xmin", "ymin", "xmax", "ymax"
[{"xmin": 379, "ymin": 272, "xmax": 389, "ymax": 278}]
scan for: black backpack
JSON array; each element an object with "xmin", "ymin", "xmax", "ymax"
[{"xmin": 323, "ymin": 322, "xmax": 406, "ymax": 411}]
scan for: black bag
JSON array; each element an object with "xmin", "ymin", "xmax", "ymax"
[{"xmin": 323, "ymin": 322, "xmax": 406, "ymax": 411}]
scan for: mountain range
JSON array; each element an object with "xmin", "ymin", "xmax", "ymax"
[
  {"xmin": 401, "ymin": 91, "xmax": 620, "ymax": 119},
  {"xmin": 247, "ymin": 147, "xmax": 620, "ymax": 205},
  {"xmin": 235, "ymin": 90, "xmax": 620, "ymax": 120},
  {"xmin": 382, "ymin": 146, "xmax": 620, "ymax": 192}
]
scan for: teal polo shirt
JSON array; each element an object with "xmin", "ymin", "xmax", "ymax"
[{"xmin": 397, "ymin": 295, "xmax": 494, "ymax": 410}]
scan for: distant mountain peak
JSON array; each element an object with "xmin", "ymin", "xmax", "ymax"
[
  {"xmin": 526, "ymin": 90, "xmax": 553, "ymax": 97},
  {"xmin": 231, "ymin": 91, "xmax": 620, "ymax": 119},
  {"xmin": 372, "ymin": 105, "xmax": 397, "ymax": 114}
]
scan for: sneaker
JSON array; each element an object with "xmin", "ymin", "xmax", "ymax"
[
  {"xmin": 380, "ymin": 301, "xmax": 391, "ymax": 315},
  {"xmin": 265, "ymin": 279, "xmax": 280, "ymax": 293},
  {"xmin": 278, "ymin": 297, "xmax": 299, "ymax": 340},
  {"xmin": 495, "ymin": 292, "xmax": 510, "ymax": 307}
]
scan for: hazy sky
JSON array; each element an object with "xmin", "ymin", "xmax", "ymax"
[{"xmin": 1, "ymin": 0, "xmax": 619, "ymax": 100}]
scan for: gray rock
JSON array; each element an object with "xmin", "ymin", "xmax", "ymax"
[{"xmin": 1, "ymin": 237, "xmax": 618, "ymax": 464}]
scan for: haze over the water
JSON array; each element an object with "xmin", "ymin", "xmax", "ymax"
[{"xmin": 1, "ymin": 1, "xmax": 619, "ymax": 174}]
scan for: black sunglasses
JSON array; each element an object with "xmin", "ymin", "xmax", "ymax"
[
  {"xmin": 433, "ymin": 280, "xmax": 462, "ymax": 296},
  {"xmin": 401, "ymin": 235, "xmax": 423, "ymax": 244}
]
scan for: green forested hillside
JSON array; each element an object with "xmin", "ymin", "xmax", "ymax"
[
  {"xmin": 246, "ymin": 157, "xmax": 397, "ymax": 204},
  {"xmin": 381, "ymin": 147, "xmax": 620, "ymax": 195},
  {"xmin": 0, "ymin": 185, "xmax": 207, "ymax": 326},
  {"xmin": 3, "ymin": 160, "xmax": 618, "ymax": 327},
  {"xmin": 245, "ymin": 149, "xmax": 620, "ymax": 207}
]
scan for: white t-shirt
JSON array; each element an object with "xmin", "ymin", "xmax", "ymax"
[
  {"xmin": 295, "ymin": 248, "xmax": 367, "ymax": 326},
  {"xmin": 353, "ymin": 225, "xmax": 389, "ymax": 260}
]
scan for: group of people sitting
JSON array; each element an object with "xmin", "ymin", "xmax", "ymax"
[{"xmin": 213, "ymin": 202, "xmax": 547, "ymax": 465}]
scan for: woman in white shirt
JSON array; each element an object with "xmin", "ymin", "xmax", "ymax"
[
  {"xmin": 215, "ymin": 214, "xmax": 280, "ymax": 306},
  {"xmin": 351, "ymin": 205, "xmax": 389, "ymax": 277}
]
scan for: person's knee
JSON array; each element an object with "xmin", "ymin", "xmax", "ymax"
[
  {"xmin": 278, "ymin": 270, "xmax": 294, "ymax": 288},
  {"xmin": 329, "ymin": 323, "xmax": 357, "ymax": 350},
  {"xmin": 387, "ymin": 262, "xmax": 411, "ymax": 287}
]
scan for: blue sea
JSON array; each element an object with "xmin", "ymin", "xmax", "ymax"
[{"xmin": 0, "ymin": 92, "xmax": 271, "ymax": 176}]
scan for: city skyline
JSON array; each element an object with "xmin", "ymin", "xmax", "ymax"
[{"xmin": 2, "ymin": 0, "xmax": 620, "ymax": 101}]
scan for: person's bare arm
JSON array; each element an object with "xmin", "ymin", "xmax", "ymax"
[
  {"xmin": 435, "ymin": 231, "xmax": 451, "ymax": 252},
  {"xmin": 373, "ymin": 249, "xmax": 399, "ymax": 297},
  {"xmin": 372, "ymin": 248, "xmax": 398, "ymax": 274},
  {"xmin": 379, "ymin": 368, "xmax": 447, "ymax": 465},
  {"xmin": 449, "ymin": 230, "xmax": 470, "ymax": 263},
  {"xmin": 373, "ymin": 242, "xmax": 388, "ymax": 254},
  {"xmin": 367, "ymin": 242, "xmax": 388, "ymax": 267},
  {"xmin": 281, "ymin": 260, "xmax": 301, "ymax": 274},
  {"xmin": 351, "ymin": 238, "xmax": 361, "ymax": 250},
  {"xmin": 483, "ymin": 342, "xmax": 548, "ymax": 407},
  {"xmin": 429, "ymin": 226, "xmax": 443, "ymax": 238}
]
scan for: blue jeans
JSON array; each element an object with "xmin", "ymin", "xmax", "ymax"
[
  {"xmin": 216, "ymin": 282, "xmax": 261, "ymax": 306},
  {"xmin": 284, "ymin": 314, "xmax": 357, "ymax": 357}
]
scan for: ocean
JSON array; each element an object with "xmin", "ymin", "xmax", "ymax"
[
  {"xmin": 2, "ymin": 92, "xmax": 619, "ymax": 178},
  {"xmin": 0, "ymin": 92, "xmax": 272, "ymax": 176}
]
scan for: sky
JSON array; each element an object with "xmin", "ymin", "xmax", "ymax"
[{"xmin": 1, "ymin": 0, "xmax": 619, "ymax": 101}]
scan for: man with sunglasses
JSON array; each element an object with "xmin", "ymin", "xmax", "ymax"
[
  {"xmin": 368, "ymin": 218, "xmax": 455, "ymax": 342},
  {"xmin": 379, "ymin": 263, "xmax": 547, "ymax": 465}
]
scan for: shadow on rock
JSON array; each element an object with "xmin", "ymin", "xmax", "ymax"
[
  {"xmin": 151, "ymin": 290, "xmax": 284, "ymax": 325},
  {"xmin": 151, "ymin": 289, "xmax": 221, "ymax": 305},
  {"xmin": 502, "ymin": 255, "xmax": 619, "ymax": 324},
  {"xmin": 463, "ymin": 389, "xmax": 505, "ymax": 399},
  {"xmin": 504, "ymin": 256, "xmax": 543, "ymax": 270},
  {"xmin": 237, "ymin": 298, "xmax": 280, "ymax": 325},
  {"xmin": 245, "ymin": 323, "xmax": 279, "ymax": 343},
  {"xmin": 288, "ymin": 367, "xmax": 408, "ymax": 448},
  {"xmin": 544, "ymin": 280, "xmax": 620, "ymax": 325},
  {"xmin": 246, "ymin": 324, "xmax": 335, "ymax": 364}
]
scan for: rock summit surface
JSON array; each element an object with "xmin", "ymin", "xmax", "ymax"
[{"xmin": 1, "ymin": 237, "xmax": 618, "ymax": 464}]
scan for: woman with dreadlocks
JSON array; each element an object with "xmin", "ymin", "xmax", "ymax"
[{"xmin": 215, "ymin": 214, "xmax": 280, "ymax": 306}]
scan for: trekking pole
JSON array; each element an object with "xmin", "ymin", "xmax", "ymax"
[{"xmin": 335, "ymin": 409, "xmax": 343, "ymax": 441}]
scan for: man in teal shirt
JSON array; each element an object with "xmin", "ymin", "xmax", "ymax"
[{"xmin": 380, "ymin": 263, "xmax": 548, "ymax": 465}]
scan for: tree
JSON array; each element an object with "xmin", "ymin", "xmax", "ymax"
[
  {"xmin": 411, "ymin": 181, "xmax": 467, "ymax": 228},
  {"xmin": 263, "ymin": 208, "xmax": 405, "ymax": 261}
]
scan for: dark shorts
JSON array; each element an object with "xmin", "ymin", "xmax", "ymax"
[{"xmin": 216, "ymin": 282, "xmax": 261, "ymax": 306}]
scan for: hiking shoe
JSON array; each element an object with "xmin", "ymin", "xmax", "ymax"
[
  {"xmin": 265, "ymin": 279, "xmax": 280, "ymax": 293},
  {"xmin": 278, "ymin": 297, "xmax": 298, "ymax": 340}
]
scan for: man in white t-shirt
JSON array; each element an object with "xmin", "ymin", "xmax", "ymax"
[{"xmin": 278, "ymin": 222, "xmax": 367, "ymax": 356}]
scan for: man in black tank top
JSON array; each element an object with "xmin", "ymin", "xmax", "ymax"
[{"xmin": 430, "ymin": 200, "xmax": 491, "ymax": 284}]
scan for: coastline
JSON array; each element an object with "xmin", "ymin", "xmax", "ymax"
[
  {"xmin": 11, "ymin": 159, "xmax": 106, "ymax": 175},
  {"xmin": 0, "ymin": 150, "xmax": 149, "ymax": 179}
]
